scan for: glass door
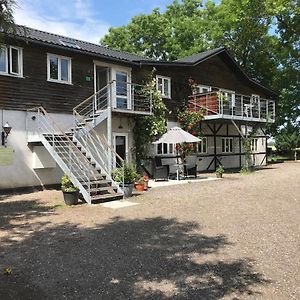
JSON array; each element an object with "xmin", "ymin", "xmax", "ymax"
[
  {"xmin": 95, "ymin": 66, "xmax": 109, "ymax": 111},
  {"xmin": 113, "ymin": 133, "xmax": 128, "ymax": 167}
]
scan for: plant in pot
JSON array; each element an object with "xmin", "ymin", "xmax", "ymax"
[
  {"xmin": 143, "ymin": 175, "xmax": 149, "ymax": 190},
  {"xmin": 215, "ymin": 165, "xmax": 224, "ymax": 178},
  {"xmin": 112, "ymin": 163, "xmax": 139, "ymax": 197},
  {"xmin": 134, "ymin": 176, "xmax": 145, "ymax": 192},
  {"xmin": 61, "ymin": 174, "xmax": 79, "ymax": 205}
]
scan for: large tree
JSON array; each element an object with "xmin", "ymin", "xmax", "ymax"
[
  {"xmin": 0, "ymin": 0, "xmax": 16, "ymax": 34},
  {"xmin": 101, "ymin": 0, "xmax": 299, "ymax": 136}
]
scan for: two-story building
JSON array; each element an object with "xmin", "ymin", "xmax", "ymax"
[{"xmin": 0, "ymin": 25, "xmax": 276, "ymax": 203}]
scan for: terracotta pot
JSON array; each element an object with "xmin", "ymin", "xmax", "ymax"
[
  {"xmin": 216, "ymin": 173, "xmax": 223, "ymax": 178},
  {"xmin": 134, "ymin": 183, "xmax": 144, "ymax": 192}
]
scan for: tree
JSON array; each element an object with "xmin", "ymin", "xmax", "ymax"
[
  {"xmin": 275, "ymin": 122, "xmax": 300, "ymax": 160},
  {"xmin": 101, "ymin": 0, "xmax": 299, "ymax": 137},
  {"xmin": 0, "ymin": 0, "xmax": 16, "ymax": 38}
]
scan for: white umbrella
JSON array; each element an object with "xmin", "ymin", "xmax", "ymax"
[{"xmin": 153, "ymin": 127, "xmax": 201, "ymax": 144}]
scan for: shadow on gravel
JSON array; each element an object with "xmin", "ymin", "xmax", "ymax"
[
  {"xmin": 0, "ymin": 198, "xmax": 56, "ymax": 231},
  {"xmin": 0, "ymin": 217, "xmax": 270, "ymax": 299}
]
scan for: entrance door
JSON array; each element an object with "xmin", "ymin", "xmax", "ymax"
[
  {"xmin": 113, "ymin": 133, "xmax": 128, "ymax": 167},
  {"xmin": 95, "ymin": 66, "xmax": 109, "ymax": 110}
]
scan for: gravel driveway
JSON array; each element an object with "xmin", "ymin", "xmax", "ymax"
[{"xmin": 0, "ymin": 162, "xmax": 299, "ymax": 299}]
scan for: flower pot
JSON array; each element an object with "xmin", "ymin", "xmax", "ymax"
[
  {"xmin": 216, "ymin": 173, "xmax": 223, "ymax": 178},
  {"xmin": 134, "ymin": 183, "xmax": 145, "ymax": 192},
  {"xmin": 63, "ymin": 190, "xmax": 79, "ymax": 205},
  {"xmin": 144, "ymin": 179, "xmax": 149, "ymax": 190},
  {"xmin": 122, "ymin": 183, "xmax": 134, "ymax": 197}
]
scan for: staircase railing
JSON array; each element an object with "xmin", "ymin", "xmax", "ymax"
[
  {"xmin": 73, "ymin": 81, "xmax": 113, "ymax": 125},
  {"xmin": 73, "ymin": 111, "xmax": 125, "ymax": 194},
  {"xmin": 26, "ymin": 106, "xmax": 103, "ymax": 204}
]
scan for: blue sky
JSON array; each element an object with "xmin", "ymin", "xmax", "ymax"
[{"xmin": 14, "ymin": 0, "xmax": 175, "ymax": 43}]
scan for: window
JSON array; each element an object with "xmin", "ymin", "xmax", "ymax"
[
  {"xmin": 0, "ymin": 46, "xmax": 23, "ymax": 76},
  {"xmin": 156, "ymin": 143, "xmax": 174, "ymax": 155},
  {"xmin": 116, "ymin": 71, "xmax": 128, "ymax": 109},
  {"xmin": 156, "ymin": 75, "xmax": 171, "ymax": 98},
  {"xmin": 47, "ymin": 54, "xmax": 72, "ymax": 84},
  {"xmin": 251, "ymin": 138, "xmax": 258, "ymax": 152},
  {"xmin": 197, "ymin": 137, "xmax": 207, "ymax": 153},
  {"xmin": 195, "ymin": 85, "xmax": 211, "ymax": 94},
  {"xmin": 221, "ymin": 138, "xmax": 233, "ymax": 153}
]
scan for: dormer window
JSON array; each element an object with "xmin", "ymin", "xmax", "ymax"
[
  {"xmin": 47, "ymin": 53, "xmax": 72, "ymax": 84},
  {"xmin": 156, "ymin": 75, "xmax": 171, "ymax": 98},
  {"xmin": 0, "ymin": 46, "xmax": 23, "ymax": 77}
]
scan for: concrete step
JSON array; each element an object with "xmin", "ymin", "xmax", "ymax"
[{"xmin": 91, "ymin": 193, "xmax": 123, "ymax": 203}]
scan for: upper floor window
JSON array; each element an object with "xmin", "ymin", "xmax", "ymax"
[
  {"xmin": 222, "ymin": 137, "xmax": 233, "ymax": 153},
  {"xmin": 195, "ymin": 85, "xmax": 211, "ymax": 94},
  {"xmin": 47, "ymin": 54, "xmax": 72, "ymax": 84},
  {"xmin": 197, "ymin": 137, "xmax": 207, "ymax": 153},
  {"xmin": 156, "ymin": 75, "xmax": 171, "ymax": 98},
  {"xmin": 0, "ymin": 46, "xmax": 23, "ymax": 77}
]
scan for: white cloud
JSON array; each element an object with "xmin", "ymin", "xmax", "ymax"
[{"xmin": 14, "ymin": 0, "xmax": 110, "ymax": 43}]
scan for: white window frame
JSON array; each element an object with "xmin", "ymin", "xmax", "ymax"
[
  {"xmin": 221, "ymin": 137, "xmax": 233, "ymax": 153},
  {"xmin": 47, "ymin": 53, "xmax": 72, "ymax": 84},
  {"xmin": 156, "ymin": 75, "xmax": 171, "ymax": 99},
  {"xmin": 197, "ymin": 137, "xmax": 207, "ymax": 154},
  {"xmin": 156, "ymin": 143, "xmax": 175, "ymax": 155},
  {"xmin": 0, "ymin": 46, "xmax": 23, "ymax": 77},
  {"xmin": 251, "ymin": 138, "xmax": 258, "ymax": 152},
  {"xmin": 9, "ymin": 46, "xmax": 23, "ymax": 76},
  {"xmin": 195, "ymin": 85, "xmax": 211, "ymax": 94}
]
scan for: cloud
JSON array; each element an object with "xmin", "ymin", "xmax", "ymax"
[{"xmin": 14, "ymin": 0, "xmax": 110, "ymax": 43}]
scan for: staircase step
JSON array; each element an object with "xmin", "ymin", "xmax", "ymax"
[
  {"xmin": 82, "ymin": 180, "xmax": 112, "ymax": 187},
  {"xmin": 91, "ymin": 193, "xmax": 123, "ymax": 203},
  {"xmin": 89, "ymin": 186, "xmax": 117, "ymax": 195}
]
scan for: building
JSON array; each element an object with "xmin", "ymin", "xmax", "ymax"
[{"xmin": 0, "ymin": 26, "xmax": 276, "ymax": 202}]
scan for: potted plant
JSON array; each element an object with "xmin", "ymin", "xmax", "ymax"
[
  {"xmin": 134, "ymin": 176, "xmax": 145, "ymax": 192},
  {"xmin": 61, "ymin": 174, "xmax": 79, "ymax": 205},
  {"xmin": 112, "ymin": 163, "xmax": 139, "ymax": 197},
  {"xmin": 215, "ymin": 165, "xmax": 224, "ymax": 178}
]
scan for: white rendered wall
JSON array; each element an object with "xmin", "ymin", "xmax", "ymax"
[{"xmin": 0, "ymin": 109, "xmax": 73, "ymax": 189}]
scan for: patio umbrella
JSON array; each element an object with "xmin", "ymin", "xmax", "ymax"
[{"xmin": 153, "ymin": 127, "xmax": 201, "ymax": 144}]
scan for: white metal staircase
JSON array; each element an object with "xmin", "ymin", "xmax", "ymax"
[
  {"xmin": 27, "ymin": 106, "xmax": 124, "ymax": 204},
  {"xmin": 26, "ymin": 80, "xmax": 152, "ymax": 204}
]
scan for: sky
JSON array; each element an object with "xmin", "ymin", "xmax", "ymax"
[{"xmin": 14, "ymin": 0, "xmax": 175, "ymax": 43}]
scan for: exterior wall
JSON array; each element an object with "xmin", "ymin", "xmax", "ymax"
[
  {"xmin": 0, "ymin": 39, "xmax": 133, "ymax": 114},
  {"xmin": 153, "ymin": 120, "xmax": 267, "ymax": 172},
  {"xmin": 0, "ymin": 109, "xmax": 73, "ymax": 189}
]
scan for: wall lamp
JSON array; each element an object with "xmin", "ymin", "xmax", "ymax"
[{"xmin": 2, "ymin": 122, "xmax": 12, "ymax": 147}]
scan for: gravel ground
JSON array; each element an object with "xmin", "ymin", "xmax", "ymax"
[{"xmin": 0, "ymin": 162, "xmax": 299, "ymax": 299}]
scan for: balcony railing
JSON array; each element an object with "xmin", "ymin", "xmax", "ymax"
[{"xmin": 188, "ymin": 91, "xmax": 275, "ymax": 123}]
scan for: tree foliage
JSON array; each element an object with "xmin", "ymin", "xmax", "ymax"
[
  {"xmin": 101, "ymin": 0, "xmax": 300, "ymax": 137},
  {"xmin": 0, "ymin": 0, "xmax": 16, "ymax": 40}
]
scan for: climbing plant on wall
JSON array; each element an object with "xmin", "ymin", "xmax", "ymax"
[{"xmin": 133, "ymin": 70, "xmax": 167, "ymax": 166}]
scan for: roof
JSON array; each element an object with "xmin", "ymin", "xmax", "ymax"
[
  {"xmin": 174, "ymin": 47, "xmax": 225, "ymax": 64},
  {"xmin": 9, "ymin": 25, "xmax": 152, "ymax": 64}
]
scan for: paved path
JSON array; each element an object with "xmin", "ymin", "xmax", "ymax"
[{"xmin": 0, "ymin": 162, "xmax": 299, "ymax": 299}]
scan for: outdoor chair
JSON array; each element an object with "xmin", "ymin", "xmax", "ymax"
[
  {"xmin": 184, "ymin": 155, "xmax": 197, "ymax": 178},
  {"xmin": 153, "ymin": 157, "xmax": 169, "ymax": 181}
]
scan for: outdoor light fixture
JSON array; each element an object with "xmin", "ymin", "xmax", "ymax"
[{"xmin": 2, "ymin": 122, "xmax": 12, "ymax": 147}]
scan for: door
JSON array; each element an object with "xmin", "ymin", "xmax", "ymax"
[
  {"xmin": 114, "ymin": 70, "xmax": 131, "ymax": 109},
  {"xmin": 95, "ymin": 66, "xmax": 109, "ymax": 110},
  {"xmin": 113, "ymin": 133, "xmax": 128, "ymax": 167}
]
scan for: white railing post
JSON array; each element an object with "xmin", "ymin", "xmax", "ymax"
[
  {"xmin": 258, "ymin": 98, "xmax": 261, "ymax": 120},
  {"xmin": 266, "ymin": 100, "xmax": 269, "ymax": 121},
  {"xmin": 241, "ymin": 95, "xmax": 244, "ymax": 117}
]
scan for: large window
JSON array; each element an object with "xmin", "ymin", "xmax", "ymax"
[
  {"xmin": 197, "ymin": 137, "xmax": 207, "ymax": 153},
  {"xmin": 221, "ymin": 138, "xmax": 233, "ymax": 153},
  {"xmin": 0, "ymin": 46, "xmax": 23, "ymax": 77},
  {"xmin": 47, "ymin": 54, "xmax": 71, "ymax": 84},
  {"xmin": 156, "ymin": 75, "xmax": 171, "ymax": 98},
  {"xmin": 116, "ymin": 71, "xmax": 128, "ymax": 109}
]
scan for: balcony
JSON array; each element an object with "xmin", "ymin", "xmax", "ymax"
[{"xmin": 188, "ymin": 91, "xmax": 275, "ymax": 123}]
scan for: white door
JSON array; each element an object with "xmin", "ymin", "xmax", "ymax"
[{"xmin": 112, "ymin": 69, "xmax": 131, "ymax": 110}]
